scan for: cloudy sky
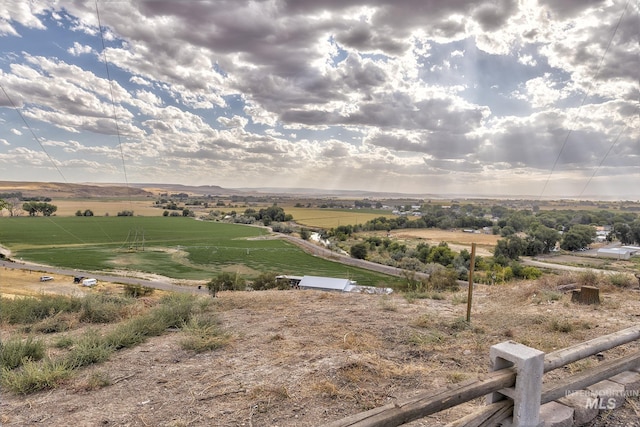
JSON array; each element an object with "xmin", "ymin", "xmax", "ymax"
[{"xmin": 0, "ymin": 1, "xmax": 638, "ymax": 199}]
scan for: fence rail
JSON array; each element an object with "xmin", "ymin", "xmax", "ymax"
[{"xmin": 322, "ymin": 325, "xmax": 640, "ymax": 427}]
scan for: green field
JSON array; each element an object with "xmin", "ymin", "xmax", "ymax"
[{"xmin": 0, "ymin": 217, "xmax": 399, "ymax": 286}]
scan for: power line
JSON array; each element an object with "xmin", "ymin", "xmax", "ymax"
[
  {"xmin": 95, "ymin": 1, "xmax": 134, "ymax": 210},
  {"xmin": 577, "ymin": 124, "xmax": 628, "ymax": 198},
  {"xmin": 538, "ymin": 0, "xmax": 631, "ymax": 199}
]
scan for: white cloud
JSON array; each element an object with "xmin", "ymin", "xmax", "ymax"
[
  {"xmin": 0, "ymin": 0, "xmax": 637, "ymax": 198},
  {"xmin": 67, "ymin": 42, "xmax": 93, "ymax": 56}
]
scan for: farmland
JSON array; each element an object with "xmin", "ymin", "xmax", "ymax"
[
  {"xmin": 283, "ymin": 207, "xmax": 396, "ymax": 228},
  {"xmin": 0, "ymin": 216, "xmax": 400, "ymax": 287}
]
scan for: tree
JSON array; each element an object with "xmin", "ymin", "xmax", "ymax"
[
  {"xmin": 560, "ymin": 224, "xmax": 596, "ymax": 251},
  {"xmin": 22, "ymin": 201, "xmax": 57, "ymax": 216},
  {"xmin": 350, "ymin": 243, "xmax": 368, "ymax": 260},
  {"xmin": 206, "ymin": 272, "xmax": 246, "ymax": 297},
  {"xmin": 41, "ymin": 203, "xmax": 57, "ymax": 216},
  {"xmin": 493, "ymin": 235, "xmax": 526, "ymax": 263},
  {"xmin": 3, "ymin": 197, "xmax": 22, "ymax": 216},
  {"xmin": 531, "ymin": 225, "xmax": 560, "ymax": 253},
  {"xmin": 611, "ymin": 222, "xmax": 633, "ymax": 244},
  {"xmin": 427, "ymin": 242, "xmax": 455, "ymax": 267},
  {"xmin": 630, "ymin": 220, "xmax": 640, "ymax": 245}
]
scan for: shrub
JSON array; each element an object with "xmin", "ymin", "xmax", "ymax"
[
  {"xmin": 520, "ymin": 266, "xmax": 543, "ymax": 280},
  {"xmin": 577, "ymin": 270, "xmax": 600, "ymax": 287},
  {"xmin": 104, "ymin": 294, "xmax": 196, "ymax": 350},
  {"xmin": 0, "ymin": 295, "xmax": 82, "ymax": 324},
  {"xmin": 207, "ymin": 272, "xmax": 246, "ymax": 296},
  {"xmin": 608, "ymin": 273, "xmax": 636, "ymax": 288},
  {"xmin": 122, "ymin": 284, "xmax": 155, "ymax": 298},
  {"xmin": 79, "ymin": 294, "xmax": 128, "ymax": 324},
  {"xmin": 65, "ymin": 331, "xmax": 113, "ymax": 369},
  {"xmin": 0, "ymin": 336, "xmax": 46, "ymax": 370},
  {"xmin": 0, "ymin": 359, "xmax": 72, "ymax": 394},
  {"xmin": 550, "ymin": 319, "xmax": 573, "ymax": 333},
  {"xmin": 427, "ymin": 268, "xmax": 459, "ymax": 292},
  {"xmin": 32, "ymin": 313, "xmax": 73, "ymax": 334},
  {"xmin": 251, "ymin": 272, "xmax": 287, "ymax": 290},
  {"xmin": 180, "ymin": 314, "xmax": 229, "ymax": 353}
]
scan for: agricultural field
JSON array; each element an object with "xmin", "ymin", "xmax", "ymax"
[
  {"xmin": 284, "ymin": 207, "xmax": 396, "ymax": 228},
  {"xmin": 0, "ymin": 216, "xmax": 401, "ymax": 287},
  {"xmin": 51, "ymin": 199, "xmax": 163, "ymax": 217},
  {"xmin": 389, "ymin": 229, "xmax": 501, "ymax": 257}
]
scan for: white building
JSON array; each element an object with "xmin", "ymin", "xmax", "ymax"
[{"xmin": 596, "ymin": 248, "xmax": 633, "ymax": 260}]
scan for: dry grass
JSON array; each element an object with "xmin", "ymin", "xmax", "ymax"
[{"xmin": 1, "ymin": 275, "xmax": 639, "ymax": 426}]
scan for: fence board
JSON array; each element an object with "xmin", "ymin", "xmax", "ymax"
[
  {"xmin": 322, "ymin": 369, "xmax": 515, "ymax": 427},
  {"xmin": 323, "ymin": 326, "xmax": 640, "ymax": 427},
  {"xmin": 542, "ymin": 350, "xmax": 640, "ymax": 403},
  {"xmin": 544, "ymin": 325, "xmax": 640, "ymax": 373}
]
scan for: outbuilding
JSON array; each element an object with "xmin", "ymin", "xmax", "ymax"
[
  {"xmin": 298, "ymin": 275, "xmax": 356, "ymax": 292},
  {"xmin": 596, "ymin": 248, "xmax": 633, "ymax": 260}
]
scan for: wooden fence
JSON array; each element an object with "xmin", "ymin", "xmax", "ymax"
[{"xmin": 322, "ymin": 325, "xmax": 640, "ymax": 427}]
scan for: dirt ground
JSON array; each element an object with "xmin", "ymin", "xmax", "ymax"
[{"xmin": 1, "ymin": 268, "xmax": 640, "ymax": 426}]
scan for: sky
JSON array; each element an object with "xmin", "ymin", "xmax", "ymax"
[{"xmin": 0, "ymin": 0, "xmax": 638, "ymax": 199}]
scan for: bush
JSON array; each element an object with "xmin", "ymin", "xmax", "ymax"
[
  {"xmin": 608, "ymin": 273, "xmax": 636, "ymax": 288},
  {"xmin": 576, "ymin": 270, "xmax": 600, "ymax": 287},
  {"xmin": 0, "ymin": 336, "xmax": 46, "ymax": 370},
  {"xmin": 251, "ymin": 272, "xmax": 282, "ymax": 290},
  {"xmin": 180, "ymin": 314, "xmax": 229, "ymax": 353},
  {"xmin": 1, "ymin": 359, "xmax": 72, "ymax": 394},
  {"xmin": 0, "ymin": 295, "xmax": 82, "ymax": 324},
  {"xmin": 427, "ymin": 268, "xmax": 459, "ymax": 292},
  {"xmin": 207, "ymin": 272, "xmax": 246, "ymax": 296},
  {"xmin": 32, "ymin": 313, "xmax": 74, "ymax": 334},
  {"xmin": 122, "ymin": 284, "xmax": 155, "ymax": 298},
  {"xmin": 104, "ymin": 294, "xmax": 197, "ymax": 350},
  {"xmin": 79, "ymin": 294, "xmax": 128, "ymax": 324},
  {"xmin": 350, "ymin": 243, "xmax": 368, "ymax": 260},
  {"xmin": 520, "ymin": 266, "xmax": 542, "ymax": 280},
  {"xmin": 65, "ymin": 331, "xmax": 113, "ymax": 369}
]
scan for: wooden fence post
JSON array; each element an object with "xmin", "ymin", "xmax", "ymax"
[{"xmin": 466, "ymin": 243, "xmax": 476, "ymax": 323}]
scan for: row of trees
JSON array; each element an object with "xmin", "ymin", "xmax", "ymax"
[{"xmin": 22, "ymin": 202, "xmax": 58, "ymax": 216}]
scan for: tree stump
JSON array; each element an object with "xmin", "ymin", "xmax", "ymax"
[{"xmin": 571, "ymin": 286, "xmax": 600, "ymax": 304}]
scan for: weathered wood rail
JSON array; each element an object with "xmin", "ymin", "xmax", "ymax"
[{"xmin": 322, "ymin": 325, "xmax": 640, "ymax": 427}]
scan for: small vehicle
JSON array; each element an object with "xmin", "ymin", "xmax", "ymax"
[
  {"xmin": 82, "ymin": 278, "xmax": 97, "ymax": 287},
  {"xmin": 40, "ymin": 276, "xmax": 54, "ymax": 282}
]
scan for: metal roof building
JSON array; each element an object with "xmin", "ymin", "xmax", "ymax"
[
  {"xmin": 597, "ymin": 248, "xmax": 633, "ymax": 260},
  {"xmin": 298, "ymin": 275, "xmax": 356, "ymax": 292}
]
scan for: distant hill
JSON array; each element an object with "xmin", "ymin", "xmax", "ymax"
[{"xmin": 0, "ymin": 181, "xmax": 153, "ymax": 198}]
